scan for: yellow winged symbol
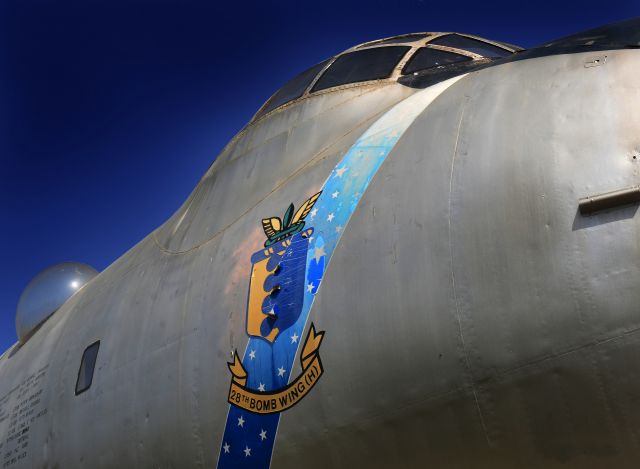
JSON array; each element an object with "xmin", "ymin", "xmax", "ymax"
[{"xmin": 261, "ymin": 192, "xmax": 321, "ymax": 247}]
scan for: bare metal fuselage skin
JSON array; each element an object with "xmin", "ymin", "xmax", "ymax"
[{"xmin": 2, "ymin": 34, "xmax": 640, "ymax": 468}]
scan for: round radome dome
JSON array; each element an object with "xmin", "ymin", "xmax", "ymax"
[{"xmin": 16, "ymin": 262, "xmax": 98, "ymax": 343}]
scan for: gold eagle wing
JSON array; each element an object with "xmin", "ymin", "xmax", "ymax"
[{"xmin": 291, "ymin": 191, "xmax": 322, "ymax": 224}]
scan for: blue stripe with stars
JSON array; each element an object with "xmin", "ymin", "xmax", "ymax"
[{"xmin": 216, "ymin": 76, "xmax": 465, "ymax": 468}]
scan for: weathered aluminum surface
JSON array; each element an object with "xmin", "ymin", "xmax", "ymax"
[
  {"xmin": 156, "ymin": 83, "xmax": 414, "ymax": 253},
  {"xmin": 1, "ymin": 37, "xmax": 639, "ymax": 469},
  {"xmin": 274, "ymin": 47, "xmax": 640, "ymax": 469}
]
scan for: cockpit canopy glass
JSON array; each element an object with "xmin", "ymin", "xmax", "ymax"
[
  {"xmin": 429, "ymin": 34, "xmax": 512, "ymax": 57},
  {"xmin": 252, "ymin": 32, "xmax": 520, "ymax": 122},
  {"xmin": 356, "ymin": 33, "xmax": 429, "ymax": 48},
  {"xmin": 257, "ymin": 59, "xmax": 330, "ymax": 118},
  {"xmin": 375, "ymin": 33, "xmax": 429, "ymax": 45},
  {"xmin": 312, "ymin": 46, "xmax": 410, "ymax": 92},
  {"xmin": 403, "ymin": 47, "xmax": 472, "ymax": 74}
]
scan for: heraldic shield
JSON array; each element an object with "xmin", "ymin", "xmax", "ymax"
[{"xmin": 246, "ymin": 228, "xmax": 313, "ymax": 342}]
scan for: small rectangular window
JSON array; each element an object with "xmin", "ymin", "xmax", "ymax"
[{"xmin": 75, "ymin": 341, "xmax": 100, "ymax": 395}]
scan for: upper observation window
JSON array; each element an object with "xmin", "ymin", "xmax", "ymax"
[
  {"xmin": 257, "ymin": 60, "xmax": 330, "ymax": 118},
  {"xmin": 403, "ymin": 47, "xmax": 472, "ymax": 74},
  {"xmin": 75, "ymin": 340, "xmax": 100, "ymax": 395},
  {"xmin": 312, "ymin": 46, "xmax": 410, "ymax": 92},
  {"xmin": 429, "ymin": 34, "xmax": 512, "ymax": 57}
]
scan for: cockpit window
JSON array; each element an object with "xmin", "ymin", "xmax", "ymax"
[
  {"xmin": 429, "ymin": 34, "xmax": 512, "ymax": 57},
  {"xmin": 312, "ymin": 46, "xmax": 410, "ymax": 92},
  {"xmin": 376, "ymin": 33, "xmax": 428, "ymax": 45},
  {"xmin": 257, "ymin": 59, "xmax": 330, "ymax": 118},
  {"xmin": 403, "ymin": 47, "xmax": 472, "ymax": 74}
]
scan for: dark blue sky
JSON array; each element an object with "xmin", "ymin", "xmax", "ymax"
[{"xmin": 0, "ymin": 0, "xmax": 636, "ymax": 352}]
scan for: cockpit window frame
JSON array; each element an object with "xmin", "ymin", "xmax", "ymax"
[
  {"xmin": 356, "ymin": 33, "xmax": 430, "ymax": 48},
  {"xmin": 426, "ymin": 33, "xmax": 514, "ymax": 58},
  {"xmin": 254, "ymin": 59, "xmax": 332, "ymax": 120},
  {"xmin": 248, "ymin": 32, "xmax": 519, "ymax": 125},
  {"xmin": 402, "ymin": 46, "xmax": 474, "ymax": 75},
  {"xmin": 311, "ymin": 45, "xmax": 412, "ymax": 92}
]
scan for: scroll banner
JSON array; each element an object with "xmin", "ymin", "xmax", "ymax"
[{"xmin": 227, "ymin": 325, "xmax": 324, "ymax": 414}]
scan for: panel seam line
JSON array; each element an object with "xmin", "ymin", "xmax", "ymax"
[{"xmin": 447, "ymin": 98, "xmax": 492, "ymax": 446}]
